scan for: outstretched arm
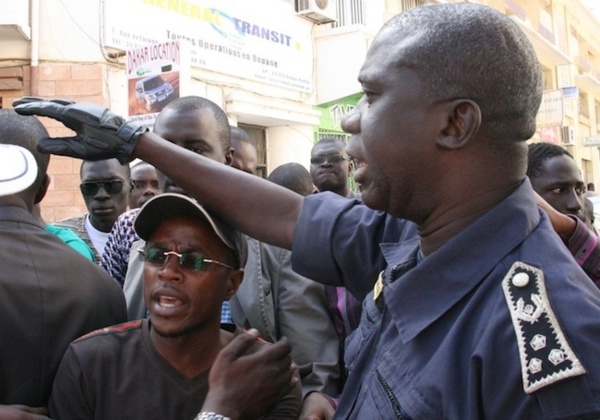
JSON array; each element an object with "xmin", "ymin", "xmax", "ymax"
[
  {"xmin": 134, "ymin": 131, "xmax": 302, "ymax": 248},
  {"xmin": 13, "ymin": 98, "xmax": 302, "ymax": 249}
]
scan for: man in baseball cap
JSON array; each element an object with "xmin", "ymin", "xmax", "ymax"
[
  {"xmin": 48, "ymin": 192, "xmax": 300, "ymax": 419},
  {"xmin": 134, "ymin": 192, "xmax": 247, "ymax": 270}
]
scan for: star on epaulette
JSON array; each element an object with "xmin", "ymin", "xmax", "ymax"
[{"xmin": 502, "ymin": 261, "xmax": 586, "ymax": 394}]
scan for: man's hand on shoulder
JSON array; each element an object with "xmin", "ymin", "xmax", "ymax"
[{"xmin": 535, "ymin": 191, "xmax": 577, "ymax": 241}]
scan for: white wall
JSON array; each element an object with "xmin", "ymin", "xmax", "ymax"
[
  {"xmin": 266, "ymin": 125, "xmax": 315, "ymax": 173},
  {"xmin": 38, "ymin": 0, "xmax": 105, "ymax": 62}
]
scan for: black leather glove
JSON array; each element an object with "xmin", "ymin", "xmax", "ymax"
[{"xmin": 13, "ymin": 97, "xmax": 148, "ymax": 164}]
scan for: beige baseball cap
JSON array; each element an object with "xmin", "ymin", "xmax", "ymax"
[{"xmin": 134, "ymin": 193, "xmax": 247, "ymax": 269}]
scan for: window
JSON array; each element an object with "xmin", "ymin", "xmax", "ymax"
[
  {"xmin": 401, "ymin": 0, "xmax": 428, "ymax": 11},
  {"xmin": 540, "ymin": 0, "xmax": 553, "ymax": 29},
  {"xmin": 539, "ymin": 0, "xmax": 554, "ymax": 44},
  {"xmin": 541, "ymin": 65, "xmax": 554, "ymax": 90},
  {"xmin": 579, "ymin": 90, "xmax": 590, "ymax": 119},
  {"xmin": 334, "ymin": 0, "xmax": 366, "ymax": 27}
]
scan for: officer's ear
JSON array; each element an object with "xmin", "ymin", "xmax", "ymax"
[{"xmin": 436, "ymin": 99, "xmax": 481, "ymax": 150}]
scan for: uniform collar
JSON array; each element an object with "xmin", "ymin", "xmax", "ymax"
[{"xmin": 382, "ymin": 179, "xmax": 540, "ymax": 343}]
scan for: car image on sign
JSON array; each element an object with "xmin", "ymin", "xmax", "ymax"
[{"xmin": 134, "ymin": 75, "xmax": 175, "ymax": 112}]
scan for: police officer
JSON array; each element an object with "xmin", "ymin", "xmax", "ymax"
[{"xmin": 13, "ymin": 3, "xmax": 600, "ymax": 418}]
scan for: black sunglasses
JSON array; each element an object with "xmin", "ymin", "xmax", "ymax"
[
  {"xmin": 79, "ymin": 180, "xmax": 124, "ymax": 196},
  {"xmin": 310, "ymin": 155, "xmax": 346, "ymax": 165}
]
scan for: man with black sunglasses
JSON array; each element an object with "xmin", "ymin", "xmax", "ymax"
[
  {"xmin": 54, "ymin": 158, "xmax": 130, "ymax": 262},
  {"xmin": 310, "ymin": 137, "xmax": 356, "ymax": 199},
  {"xmin": 309, "ymin": 137, "xmax": 362, "ymax": 410}
]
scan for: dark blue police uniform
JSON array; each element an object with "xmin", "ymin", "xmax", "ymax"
[{"xmin": 292, "ymin": 180, "xmax": 600, "ymax": 419}]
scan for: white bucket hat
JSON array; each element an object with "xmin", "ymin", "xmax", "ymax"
[{"xmin": 0, "ymin": 144, "xmax": 38, "ymax": 196}]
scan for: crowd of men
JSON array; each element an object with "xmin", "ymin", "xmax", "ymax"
[{"xmin": 2, "ymin": 3, "xmax": 600, "ymax": 419}]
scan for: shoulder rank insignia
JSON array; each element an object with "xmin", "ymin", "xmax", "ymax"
[{"xmin": 502, "ymin": 261, "xmax": 586, "ymax": 394}]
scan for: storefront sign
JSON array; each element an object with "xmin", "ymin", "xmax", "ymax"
[
  {"xmin": 125, "ymin": 40, "xmax": 190, "ymax": 127},
  {"xmin": 538, "ymin": 126, "xmax": 560, "ymax": 144},
  {"xmin": 317, "ymin": 93, "xmax": 361, "ymax": 132},
  {"xmin": 536, "ymin": 89, "xmax": 565, "ymax": 128},
  {"xmin": 585, "ymin": 135, "xmax": 600, "ymax": 147},
  {"xmin": 103, "ymin": 0, "xmax": 313, "ymax": 92}
]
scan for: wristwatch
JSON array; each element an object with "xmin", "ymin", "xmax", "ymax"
[{"xmin": 194, "ymin": 412, "xmax": 231, "ymax": 420}]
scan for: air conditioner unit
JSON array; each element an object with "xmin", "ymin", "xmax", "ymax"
[
  {"xmin": 561, "ymin": 125, "xmax": 575, "ymax": 145},
  {"xmin": 296, "ymin": 0, "xmax": 337, "ymax": 24}
]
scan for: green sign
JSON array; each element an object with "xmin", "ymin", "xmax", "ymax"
[{"xmin": 316, "ymin": 92, "xmax": 361, "ymax": 133}]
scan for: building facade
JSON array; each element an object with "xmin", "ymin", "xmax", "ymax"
[{"xmin": 0, "ymin": 0, "xmax": 598, "ymax": 221}]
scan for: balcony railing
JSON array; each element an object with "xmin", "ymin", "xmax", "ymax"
[
  {"xmin": 578, "ymin": 56, "xmax": 592, "ymax": 72},
  {"xmin": 538, "ymin": 24, "xmax": 555, "ymax": 44}
]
